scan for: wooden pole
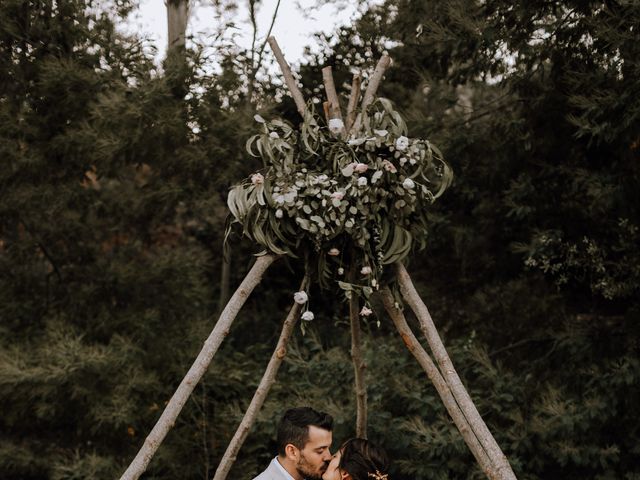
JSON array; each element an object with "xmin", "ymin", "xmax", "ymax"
[
  {"xmin": 212, "ymin": 275, "xmax": 310, "ymax": 480},
  {"xmin": 345, "ymin": 74, "xmax": 361, "ymax": 134},
  {"xmin": 395, "ymin": 264, "xmax": 518, "ymax": 480},
  {"xmin": 119, "ymin": 254, "xmax": 279, "ymax": 480},
  {"xmin": 348, "ymin": 264, "xmax": 367, "ymax": 438},
  {"xmin": 322, "ymin": 65, "xmax": 346, "ymax": 137},
  {"xmin": 379, "ymin": 287, "xmax": 497, "ymax": 479},
  {"xmin": 351, "ymin": 54, "xmax": 391, "ymax": 133},
  {"xmin": 267, "ymin": 37, "xmax": 307, "ymax": 117}
]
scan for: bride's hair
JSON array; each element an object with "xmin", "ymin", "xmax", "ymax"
[{"xmin": 338, "ymin": 438, "xmax": 390, "ymax": 480}]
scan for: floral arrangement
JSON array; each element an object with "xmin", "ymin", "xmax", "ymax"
[{"xmin": 227, "ymin": 98, "xmax": 452, "ymax": 311}]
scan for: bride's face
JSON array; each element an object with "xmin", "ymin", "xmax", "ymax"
[{"xmin": 322, "ymin": 450, "xmax": 347, "ymax": 480}]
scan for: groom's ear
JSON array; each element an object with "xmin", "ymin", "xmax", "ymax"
[
  {"xmin": 284, "ymin": 443, "xmax": 299, "ymax": 461},
  {"xmin": 340, "ymin": 471, "xmax": 351, "ymax": 480}
]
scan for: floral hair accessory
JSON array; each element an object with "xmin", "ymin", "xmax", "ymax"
[{"xmin": 367, "ymin": 471, "xmax": 389, "ymax": 480}]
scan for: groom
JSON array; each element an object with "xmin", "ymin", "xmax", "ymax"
[{"xmin": 253, "ymin": 406, "xmax": 333, "ymax": 480}]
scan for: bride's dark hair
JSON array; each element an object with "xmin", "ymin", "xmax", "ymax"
[{"xmin": 338, "ymin": 438, "xmax": 390, "ymax": 480}]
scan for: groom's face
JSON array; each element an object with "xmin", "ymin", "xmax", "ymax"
[{"xmin": 294, "ymin": 425, "xmax": 332, "ymax": 480}]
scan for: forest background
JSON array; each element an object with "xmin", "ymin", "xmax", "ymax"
[{"xmin": 1, "ymin": 1, "xmax": 639, "ymax": 479}]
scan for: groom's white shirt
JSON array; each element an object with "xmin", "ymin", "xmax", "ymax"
[{"xmin": 253, "ymin": 456, "xmax": 296, "ymax": 480}]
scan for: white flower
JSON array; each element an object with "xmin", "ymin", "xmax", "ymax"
[
  {"xmin": 301, "ymin": 311, "xmax": 315, "ymax": 321},
  {"xmin": 374, "ymin": 129, "xmax": 388, "ymax": 137},
  {"xmin": 399, "ymin": 157, "xmax": 408, "ymax": 166},
  {"xmin": 382, "ymin": 160, "xmax": 397, "ymax": 173},
  {"xmin": 275, "ymin": 209, "xmax": 284, "ymax": 219},
  {"xmin": 357, "ymin": 177, "xmax": 368, "ymax": 187},
  {"xmin": 251, "ymin": 173, "xmax": 264, "ymax": 185},
  {"xmin": 409, "ymin": 157, "xmax": 417, "ymax": 165},
  {"xmin": 403, "ymin": 178, "xmax": 415, "ymax": 189},
  {"xmin": 293, "ymin": 291, "xmax": 308, "ymax": 304},
  {"xmin": 275, "ymin": 194, "xmax": 285, "ymax": 204},
  {"xmin": 329, "ymin": 118, "xmax": 344, "ymax": 134},
  {"xmin": 269, "ymin": 131, "xmax": 280, "ymax": 139},
  {"xmin": 254, "ymin": 114, "xmax": 265, "ymax": 123},
  {"xmin": 361, "ymin": 266, "xmax": 372, "ymax": 275},
  {"xmin": 328, "ymin": 248, "xmax": 340, "ymax": 256},
  {"xmin": 354, "ymin": 163, "xmax": 369, "ymax": 173},
  {"xmin": 283, "ymin": 191, "xmax": 297, "ymax": 203},
  {"xmin": 330, "ymin": 191, "xmax": 344, "ymax": 200},
  {"xmin": 338, "ymin": 267, "xmax": 345, "ymax": 275},
  {"xmin": 395, "ymin": 135, "xmax": 409, "ymax": 151},
  {"xmin": 360, "ymin": 306, "xmax": 373, "ymax": 316}
]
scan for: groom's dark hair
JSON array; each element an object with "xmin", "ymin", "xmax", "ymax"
[{"xmin": 277, "ymin": 407, "xmax": 333, "ymax": 455}]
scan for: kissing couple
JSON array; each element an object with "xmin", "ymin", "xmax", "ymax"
[{"xmin": 253, "ymin": 406, "xmax": 389, "ymax": 480}]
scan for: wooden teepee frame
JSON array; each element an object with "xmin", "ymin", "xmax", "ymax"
[{"xmin": 119, "ymin": 38, "xmax": 518, "ymax": 480}]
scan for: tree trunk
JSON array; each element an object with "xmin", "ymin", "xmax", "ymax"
[
  {"xmin": 167, "ymin": 0, "xmax": 189, "ymax": 51},
  {"xmin": 119, "ymin": 254, "xmax": 279, "ymax": 480},
  {"xmin": 395, "ymin": 263, "xmax": 517, "ymax": 480},
  {"xmin": 212, "ymin": 275, "xmax": 309, "ymax": 480}
]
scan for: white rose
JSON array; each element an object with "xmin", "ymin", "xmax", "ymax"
[
  {"xmin": 361, "ymin": 266, "xmax": 372, "ymax": 275},
  {"xmin": 360, "ymin": 306, "xmax": 373, "ymax": 316},
  {"xmin": 251, "ymin": 173, "xmax": 264, "ymax": 185},
  {"xmin": 338, "ymin": 267, "xmax": 344, "ymax": 275},
  {"xmin": 301, "ymin": 311, "xmax": 315, "ymax": 321},
  {"xmin": 275, "ymin": 194, "xmax": 285, "ymax": 204},
  {"xmin": 357, "ymin": 177, "xmax": 368, "ymax": 187},
  {"xmin": 293, "ymin": 291, "xmax": 308, "ymax": 304},
  {"xmin": 395, "ymin": 135, "xmax": 409, "ymax": 151},
  {"xmin": 275, "ymin": 209, "xmax": 284, "ymax": 219},
  {"xmin": 403, "ymin": 178, "xmax": 415, "ymax": 189},
  {"xmin": 329, "ymin": 118, "xmax": 344, "ymax": 134}
]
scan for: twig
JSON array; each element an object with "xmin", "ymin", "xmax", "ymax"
[
  {"xmin": 267, "ymin": 36, "xmax": 307, "ymax": 117},
  {"xmin": 119, "ymin": 254, "xmax": 280, "ymax": 480},
  {"xmin": 378, "ymin": 288, "xmax": 496, "ymax": 479},
  {"xmin": 213, "ymin": 274, "xmax": 310, "ymax": 480},
  {"xmin": 345, "ymin": 74, "xmax": 361, "ymax": 134},
  {"xmin": 348, "ymin": 263, "xmax": 367, "ymax": 438},
  {"xmin": 395, "ymin": 263, "xmax": 517, "ymax": 480},
  {"xmin": 247, "ymin": 0, "xmax": 282, "ymax": 102}
]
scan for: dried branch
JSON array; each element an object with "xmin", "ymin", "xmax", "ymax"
[
  {"xmin": 378, "ymin": 287, "xmax": 496, "ymax": 479},
  {"xmin": 345, "ymin": 74, "xmax": 361, "ymax": 134},
  {"xmin": 119, "ymin": 254, "xmax": 279, "ymax": 480},
  {"xmin": 395, "ymin": 263, "xmax": 517, "ymax": 480},
  {"xmin": 267, "ymin": 36, "xmax": 307, "ymax": 117},
  {"xmin": 213, "ymin": 274, "xmax": 310, "ymax": 480},
  {"xmin": 348, "ymin": 264, "xmax": 367, "ymax": 438}
]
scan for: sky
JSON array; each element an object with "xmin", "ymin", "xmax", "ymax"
[{"xmin": 125, "ymin": 0, "xmax": 375, "ymax": 65}]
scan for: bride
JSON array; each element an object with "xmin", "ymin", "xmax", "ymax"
[{"xmin": 322, "ymin": 438, "xmax": 390, "ymax": 480}]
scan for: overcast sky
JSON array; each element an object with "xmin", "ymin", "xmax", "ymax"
[{"xmin": 125, "ymin": 0, "xmax": 375, "ymax": 64}]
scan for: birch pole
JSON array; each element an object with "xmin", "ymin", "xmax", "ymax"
[
  {"xmin": 345, "ymin": 74, "xmax": 361, "ymax": 134},
  {"xmin": 379, "ymin": 287, "xmax": 497, "ymax": 479},
  {"xmin": 348, "ymin": 264, "xmax": 367, "ymax": 438},
  {"xmin": 395, "ymin": 263, "xmax": 518, "ymax": 480},
  {"xmin": 212, "ymin": 275, "xmax": 310, "ymax": 480},
  {"xmin": 267, "ymin": 36, "xmax": 307, "ymax": 117},
  {"xmin": 119, "ymin": 254, "xmax": 279, "ymax": 480},
  {"xmin": 351, "ymin": 55, "xmax": 391, "ymax": 133}
]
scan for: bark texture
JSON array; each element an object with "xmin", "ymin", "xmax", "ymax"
[
  {"xmin": 345, "ymin": 74, "xmax": 361, "ymax": 134},
  {"xmin": 348, "ymin": 265, "xmax": 367, "ymax": 438},
  {"xmin": 267, "ymin": 37, "xmax": 307, "ymax": 117},
  {"xmin": 166, "ymin": 0, "xmax": 189, "ymax": 50}
]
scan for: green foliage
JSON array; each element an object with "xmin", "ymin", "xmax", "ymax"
[{"xmin": 227, "ymin": 99, "xmax": 451, "ymax": 291}]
